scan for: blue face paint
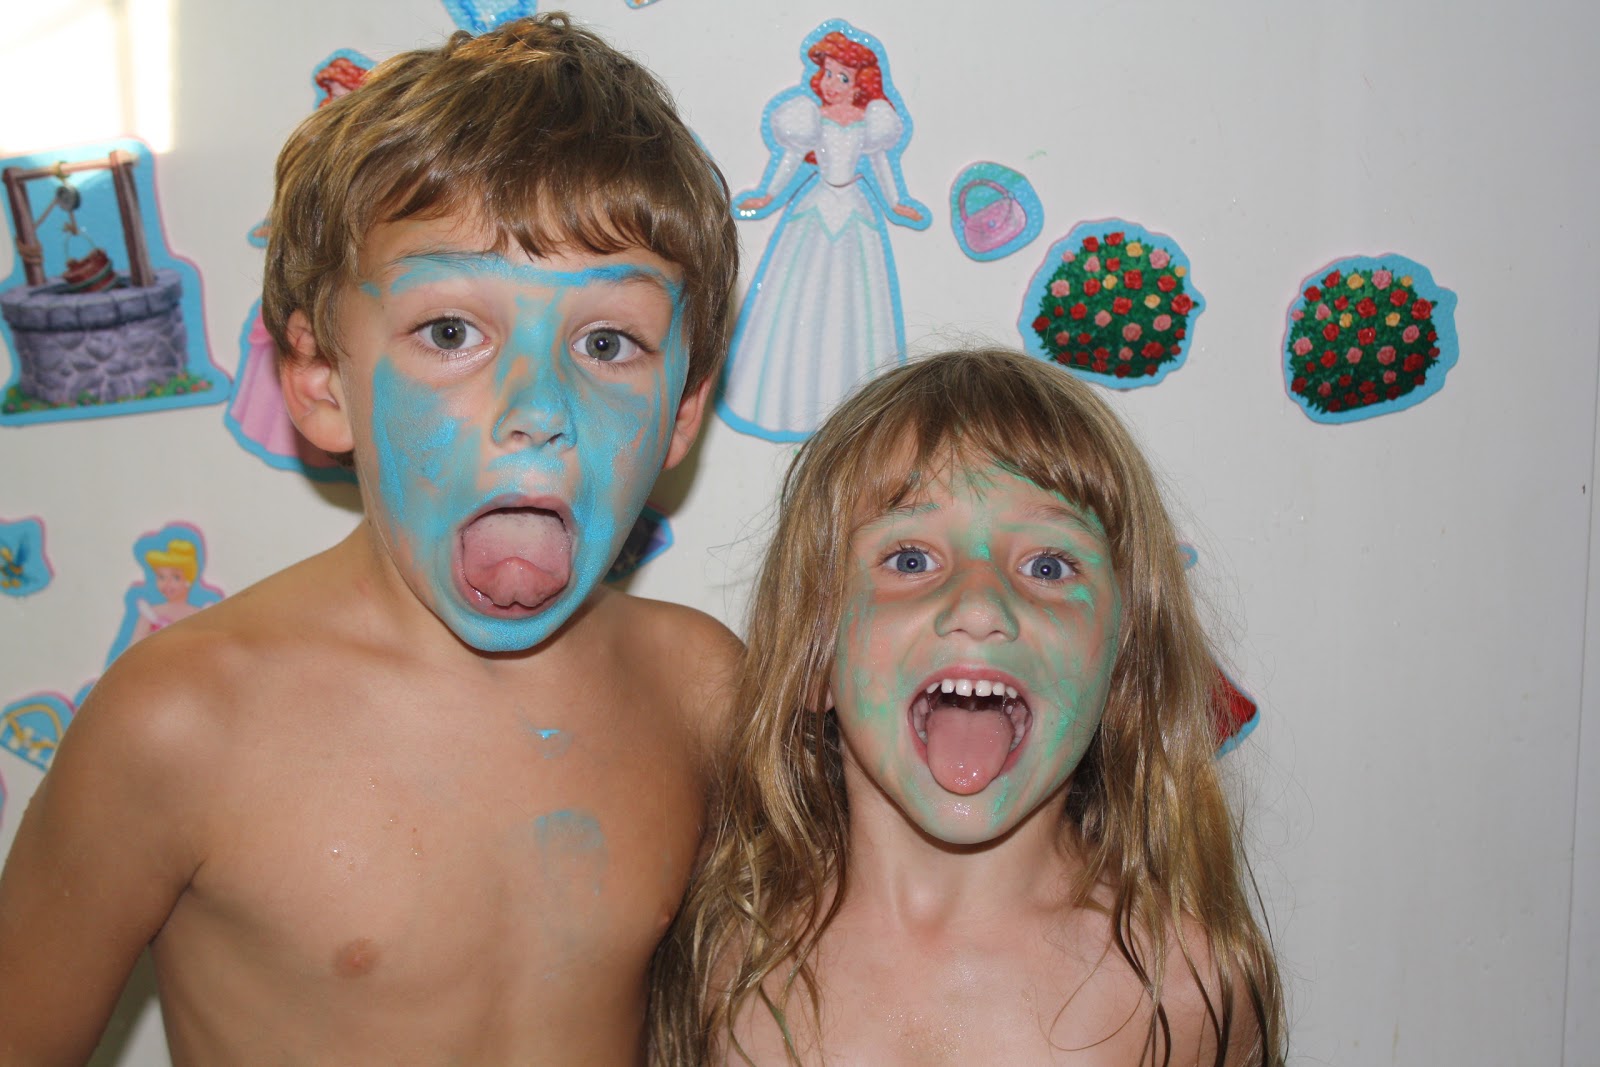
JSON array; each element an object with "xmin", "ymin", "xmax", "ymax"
[{"xmin": 359, "ymin": 253, "xmax": 689, "ymax": 652}]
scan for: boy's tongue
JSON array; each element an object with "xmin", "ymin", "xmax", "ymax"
[
  {"xmin": 924, "ymin": 706, "xmax": 1012, "ymax": 795},
  {"xmin": 460, "ymin": 509, "xmax": 570, "ymax": 610}
]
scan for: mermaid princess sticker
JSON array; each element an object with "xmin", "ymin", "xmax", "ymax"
[{"xmin": 719, "ymin": 20, "xmax": 930, "ymax": 442}]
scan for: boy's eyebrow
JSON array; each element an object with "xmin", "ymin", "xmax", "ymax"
[{"xmin": 379, "ymin": 250, "xmax": 681, "ymax": 297}]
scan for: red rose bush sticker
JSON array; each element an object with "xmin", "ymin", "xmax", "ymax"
[
  {"xmin": 1284, "ymin": 254, "xmax": 1457, "ymax": 423},
  {"xmin": 1017, "ymin": 220, "xmax": 1202, "ymax": 388}
]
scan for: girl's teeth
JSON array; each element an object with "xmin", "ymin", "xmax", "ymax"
[{"xmin": 925, "ymin": 678, "xmax": 1023, "ymax": 700}]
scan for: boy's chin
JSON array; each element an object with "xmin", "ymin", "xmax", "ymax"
[{"xmin": 435, "ymin": 582, "xmax": 583, "ymax": 653}]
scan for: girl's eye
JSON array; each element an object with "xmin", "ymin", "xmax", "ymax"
[
  {"xmin": 415, "ymin": 317, "xmax": 485, "ymax": 353},
  {"xmin": 888, "ymin": 548, "xmax": 933, "ymax": 574},
  {"xmin": 575, "ymin": 327, "xmax": 644, "ymax": 364},
  {"xmin": 1022, "ymin": 552, "xmax": 1075, "ymax": 582}
]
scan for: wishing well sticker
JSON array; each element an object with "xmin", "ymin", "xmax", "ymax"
[
  {"xmin": 949, "ymin": 162, "xmax": 1042, "ymax": 262},
  {"xmin": 0, "ymin": 139, "xmax": 228, "ymax": 425},
  {"xmin": 227, "ymin": 51, "xmax": 371, "ymax": 482},
  {"xmin": 1283, "ymin": 254, "xmax": 1458, "ymax": 423},
  {"xmin": 104, "ymin": 522, "xmax": 225, "ymax": 668},
  {"xmin": 1019, "ymin": 220, "xmax": 1202, "ymax": 388},
  {"xmin": 0, "ymin": 517, "xmax": 52, "ymax": 596},
  {"xmin": 719, "ymin": 19, "xmax": 930, "ymax": 443},
  {"xmin": 1178, "ymin": 542, "xmax": 1259, "ymax": 755}
]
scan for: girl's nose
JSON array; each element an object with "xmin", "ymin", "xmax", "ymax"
[
  {"xmin": 491, "ymin": 351, "xmax": 571, "ymax": 449},
  {"xmin": 932, "ymin": 563, "xmax": 1019, "ymax": 642}
]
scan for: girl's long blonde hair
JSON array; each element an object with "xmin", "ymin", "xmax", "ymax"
[{"xmin": 652, "ymin": 348, "xmax": 1284, "ymax": 1065}]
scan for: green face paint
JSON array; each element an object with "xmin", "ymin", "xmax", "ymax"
[{"xmin": 828, "ymin": 464, "xmax": 1122, "ymax": 846}]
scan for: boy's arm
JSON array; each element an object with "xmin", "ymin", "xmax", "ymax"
[{"xmin": 0, "ymin": 644, "xmax": 213, "ymax": 1065}]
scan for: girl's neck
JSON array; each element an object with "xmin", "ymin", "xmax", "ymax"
[{"xmin": 839, "ymin": 761, "xmax": 1081, "ymax": 929}]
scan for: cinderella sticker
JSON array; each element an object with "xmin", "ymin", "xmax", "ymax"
[{"xmin": 719, "ymin": 19, "xmax": 930, "ymax": 443}]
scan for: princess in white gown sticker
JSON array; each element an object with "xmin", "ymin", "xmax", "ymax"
[{"xmin": 719, "ymin": 20, "xmax": 929, "ymax": 442}]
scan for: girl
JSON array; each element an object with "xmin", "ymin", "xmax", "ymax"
[{"xmin": 655, "ymin": 348, "xmax": 1284, "ymax": 1065}]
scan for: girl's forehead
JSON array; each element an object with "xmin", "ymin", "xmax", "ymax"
[{"xmin": 850, "ymin": 457, "xmax": 1096, "ymax": 529}]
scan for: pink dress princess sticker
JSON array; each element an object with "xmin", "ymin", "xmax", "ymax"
[{"xmin": 225, "ymin": 51, "xmax": 371, "ymax": 481}]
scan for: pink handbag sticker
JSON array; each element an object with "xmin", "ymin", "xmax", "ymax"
[{"xmin": 949, "ymin": 162, "xmax": 1043, "ymax": 262}]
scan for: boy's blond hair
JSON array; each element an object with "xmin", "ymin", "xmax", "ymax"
[
  {"xmin": 654, "ymin": 348, "xmax": 1285, "ymax": 1066},
  {"xmin": 262, "ymin": 13, "xmax": 737, "ymax": 392}
]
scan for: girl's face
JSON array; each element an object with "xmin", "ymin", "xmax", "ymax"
[
  {"xmin": 818, "ymin": 57, "xmax": 858, "ymax": 107},
  {"xmin": 828, "ymin": 463, "xmax": 1121, "ymax": 846}
]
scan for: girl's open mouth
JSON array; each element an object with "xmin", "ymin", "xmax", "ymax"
[{"xmin": 909, "ymin": 675, "xmax": 1033, "ymax": 795}]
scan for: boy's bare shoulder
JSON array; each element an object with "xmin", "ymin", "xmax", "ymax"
[{"xmin": 592, "ymin": 589, "xmax": 742, "ymax": 748}]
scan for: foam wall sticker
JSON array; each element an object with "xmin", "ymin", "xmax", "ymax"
[
  {"xmin": 1283, "ymin": 254, "xmax": 1458, "ymax": 423},
  {"xmin": 718, "ymin": 18, "xmax": 930, "ymax": 443},
  {"xmin": 103, "ymin": 522, "xmax": 225, "ymax": 668},
  {"xmin": 0, "ymin": 692, "xmax": 74, "ymax": 773},
  {"xmin": 226, "ymin": 51, "xmax": 372, "ymax": 482},
  {"xmin": 441, "ymin": 0, "xmax": 537, "ymax": 33},
  {"xmin": 1178, "ymin": 541, "xmax": 1260, "ymax": 754},
  {"xmin": 0, "ymin": 516, "xmax": 51, "ymax": 596},
  {"xmin": 604, "ymin": 503, "xmax": 672, "ymax": 583},
  {"xmin": 1019, "ymin": 220, "xmax": 1203, "ymax": 388},
  {"xmin": 0, "ymin": 139, "xmax": 229, "ymax": 424},
  {"xmin": 949, "ymin": 162, "xmax": 1042, "ymax": 262}
]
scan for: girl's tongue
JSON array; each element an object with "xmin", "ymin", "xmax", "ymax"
[
  {"xmin": 460, "ymin": 509, "xmax": 570, "ymax": 610},
  {"xmin": 924, "ymin": 706, "xmax": 1013, "ymax": 795}
]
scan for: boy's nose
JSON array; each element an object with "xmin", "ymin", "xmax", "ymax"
[
  {"xmin": 932, "ymin": 564, "xmax": 1019, "ymax": 642},
  {"xmin": 491, "ymin": 352, "xmax": 571, "ymax": 449}
]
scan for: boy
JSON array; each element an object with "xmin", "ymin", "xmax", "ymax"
[{"xmin": 0, "ymin": 15, "xmax": 740, "ymax": 1065}]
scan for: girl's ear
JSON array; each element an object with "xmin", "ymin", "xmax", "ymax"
[{"xmin": 279, "ymin": 311, "xmax": 355, "ymax": 454}]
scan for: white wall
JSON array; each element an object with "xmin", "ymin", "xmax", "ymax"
[{"xmin": 2, "ymin": 1, "xmax": 1596, "ymax": 1063}]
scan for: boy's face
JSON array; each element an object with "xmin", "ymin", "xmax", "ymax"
[
  {"xmin": 310, "ymin": 213, "xmax": 704, "ymax": 652},
  {"xmin": 829, "ymin": 464, "xmax": 1122, "ymax": 846}
]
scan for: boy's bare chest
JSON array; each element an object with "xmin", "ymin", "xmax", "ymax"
[{"xmin": 169, "ymin": 675, "xmax": 704, "ymax": 1012}]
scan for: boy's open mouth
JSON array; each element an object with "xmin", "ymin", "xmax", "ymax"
[
  {"xmin": 458, "ymin": 506, "xmax": 571, "ymax": 615},
  {"xmin": 909, "ymin": 676, "xmax": 1033, "ymax": 796}
]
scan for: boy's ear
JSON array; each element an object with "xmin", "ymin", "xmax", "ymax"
[
  {"xmin": 279, "ymin": 311, "xmax": 355, "ymax": 454},
  {"xmin": 662, "ymin": 374, "xmax": 714, "ymax": 470}
]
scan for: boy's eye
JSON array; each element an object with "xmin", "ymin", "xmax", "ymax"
[
  {"xmin": 1022, "ymin": 553, "xmax": 1074, "ymax": 582},
  {"xmin": 888, "ymin": 548, "xmax": 933, "ymax": 574},
  {"xmin": 575, "ymin": 327, "xmax": 643, "ymax": 364},
  {"xmin": 416, "ymin": 317, "xmax": 484, "ymax": 353}
]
